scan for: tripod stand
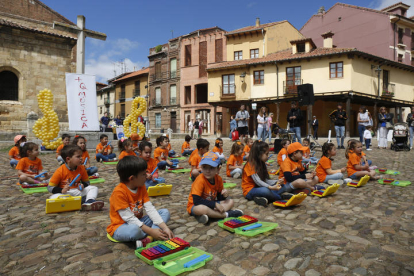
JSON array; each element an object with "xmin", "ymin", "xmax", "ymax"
[{"xmin": 307, "ymin": 133, "xmax": 321, "ymax": 150}]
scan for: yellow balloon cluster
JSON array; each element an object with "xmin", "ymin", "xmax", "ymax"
[
  {"xmin": 123, "ymin": 97, "xmax": 147, "ymax": 138},
  {"xmin": 32, "ymin": 89, "xmax": 62, "ymax": 150}
]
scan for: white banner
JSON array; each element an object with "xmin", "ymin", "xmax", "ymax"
[
  {"xmin": 65, "ymin": 73, "xmax": 99, "ymax": 131},
  {"xmin": 116, "ymin": 127, "xmax": 125, "ymax": 140}
]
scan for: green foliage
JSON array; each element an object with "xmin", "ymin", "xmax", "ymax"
[{"xmin": 155, "ymin": 45, "xmax": 163, "ymax": 53}]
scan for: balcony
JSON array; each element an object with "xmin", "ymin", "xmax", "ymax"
[
  {"xmin": 150, "ymin": 72, "xmax": 168, "ymax": 82},
  {"xmin": 283, "ymin": 79, "xmax": 303, "ymax": 95},
  {"xmin": 104, "ymin": 96, "xmax": 110, "ymax": 106},
  {"xmin": 133, "ymin": 89, "xmax": 140, "ymax": 98},
  {"xmin": 152, "ymin": 98, "xmax": 162, "ymax": 107},
  {"xmin": 119, "ymin": 92, "xmax": 125, "ymax": 101},
  {"xmin": 170, "ymin": 71, "xmax": 177, "ymax": 79},
  {"xmin": 382, "ymin": 83, "xmax": 395, "ymax": 97},
  {"xmin": 170, "ymin": 97, "xmax": 176, "ymax": 105}
]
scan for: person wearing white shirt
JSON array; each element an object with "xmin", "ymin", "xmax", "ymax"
[{"xmin": 363, "ymin": 126, "xmax": 373, "ymax": 150}]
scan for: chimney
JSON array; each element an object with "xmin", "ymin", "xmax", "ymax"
[
  {"xmin": 321, "ymin": 31, "xmax": 334, "ymax": 48},
  {"xmin": 256, "ymin": 18, "xmax": 260, "ymax": 27},
  {"xmin": 317, "ymin": 6, "xmax": 326, "ymax": 14}
]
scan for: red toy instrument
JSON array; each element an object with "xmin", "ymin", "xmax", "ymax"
[
  {"xmin": 140, "ymin": 237, "xmax": 190, "ymax": 260},
  {"xmin": 223, "ymin": 215, "xmax": 258, "ymax": 229}
]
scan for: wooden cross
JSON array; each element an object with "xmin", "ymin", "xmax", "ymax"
[{"xmin": 53, "ymin": 15, "xmax": 107, "ymax": 74}]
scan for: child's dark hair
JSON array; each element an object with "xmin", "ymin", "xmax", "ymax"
[
  {"xmin": 156, "ymin": 136, "xmax": 168, "ymax": 146},
  {"xmin": 118, "ymin": 138, "xmax": 133, "ymax": 152},
  {"xmin": 244, "ymin": 137, "xmax": 252, "ymax": 145},
  {"xmin": 215, "ymin": 138, "xmax": 223, "ymax": 147},
  {"xmin": 117, "ymin": 155, "xmax": 147, "ymax": 183},
  {"xmin": 62, "ymin": 133, "xmax": 70, "ymax": 140},
  {"xmin": 15, "ymin": 136, "xmax": 26, "ymax": 146},
  {"xmin": 19, "ymin": 142, "xmax": 38, "ymax": 158},
  {"xmin": 100, "ymin": 134, "xmax": 108, "ymax": 140},
  {"xmin": 280, "ymin": 139, "xmax": 290, "ymax": 147},
  {"xmin": 322, "ymin": 142, "xmax": 335, "ymax": 160},
  {"xmin": 230, "ymin": 141, "xmax": 244, "ymax": 155},
  {"xmin": 139, "ymin": 141, "xmax": 152, "ymax": 152},
  {"xmin": 246, "ymin": 141, "xmax": 269, "ymax": 181},
  {"xmin": 72, "ymin": 135, "xmax": 86, "ymax": 150},
  {"xmin": 346, "ymin": 139, "xmax": 360, "ymax": 159},
  {"xmin": 185, "ymin": 135, "xmax": 191, "ymax": 142},
  {"xmin": 61, "ymin": 144, "xmax": 82, "ymax": 162},
  {"xmin": 303, "ymin": 138, "xmax": 310, "ymax": 144},
  {"xmin": 196, "ymin": 139, "xmax": 210, "ymax": 150}
]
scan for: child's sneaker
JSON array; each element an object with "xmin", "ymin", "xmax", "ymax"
[
  {"xmin": 327, "ymin": 179, "xmax": 344, "ymax": 185},
  {"xmin": 110, "ymin": 158, "xmax": 117, "ymax": 162},
  {"xmin": 315, "ymin": 185, "xmax": 325, "ymax": 190},
  {"xmin": 253, "ymin": 197, "xmax": 268, "ymax": 207},
  {"xmin": 227, "ymin": 209, "xmax": 244, "ymax": 218},
  {"xmin": 195, "ymin": 214, "xmax": 209, "ymax": 225},
  {"xmin": 136, "ymin": 236, "xmax": 153, "ymax": 248},
  {"xmin": 343, "ymin": 178, "xmax": 352, "ymax": 183},
  {"xmin": 93, "ymin": 173, "xmax": 99, "ymax": 177},
  {"xmin": 233, "ymin": 173, "xmax": 241, "ymax": 179},
  {"xmin": 366, "ymin": 148, "xmax": 372, "ymax": 151},
  {"xmin": 82, "ymin": 200, "xmax": 104, "ymax": 211}
]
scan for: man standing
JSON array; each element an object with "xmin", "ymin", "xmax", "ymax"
[
  {"xmin": 193, "ymin": 118, "xmax": 199, "ymax": 139},
  {"xmin": 287, "ymin": 101, "xmax": 303, "ymax": 143},
  {"xmin": 329, "ymin": 103, "xmax": 348, "ymax": 149},
  {"xmin": 406, "ymin": 106, "xmax": 414, "ymax": 149},
  {"xmin": 312, "ymin": 115, "xmax": 318, "ymax": 140},
  {"xmin": 188, "ymin": 119, "xmax": 194, "ymax": 139},
  {"xmin": 235, "ymin": 104, "xmax": 250, "ymax": 140},
  {"xmin": 100, "ymin": 112, "xmax": 110, "ymax": 132}
]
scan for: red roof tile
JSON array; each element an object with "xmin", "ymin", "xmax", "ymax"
[
  {"xmin": 380, "ymin": 2, "xmax": 410, "ymax": 12},
  {"xmin": 112, "ymin": 68, "xmax": 149, "ymax": 83},
  {"xmin": 226, "ymin": 20, "xmax": 287, "ymax": 35}
]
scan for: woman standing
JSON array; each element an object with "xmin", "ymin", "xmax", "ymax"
[
  {"xmin": 266, "ymin": 112, "xmax": 274, "ymax": 144},
  {"xmin": 378, "ymin": 107, "xmax": 392, "ymax": 149},
  {"xmin": 257, "ymin": 107, "xmax": 266, "ymax": 141},
  {"xmin": 229, "ymin": 115, "xmax": 237, "ymax": 139},
  {"xmin": 406, "ymin": 106, "xmax": 414, "ymax": 149},
  {"xmin": 357, "ymin": 106, "xmax": 371, "ymax": 144}
]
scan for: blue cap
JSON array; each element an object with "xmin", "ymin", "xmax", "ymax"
[{"xmin": 199, "ymin": 151, "xmax": 221, "ymax": 167}]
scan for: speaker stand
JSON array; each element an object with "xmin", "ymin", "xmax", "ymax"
[{"xmin": 307, "ymin": 133, "xmax": 321, "ymax": 150}]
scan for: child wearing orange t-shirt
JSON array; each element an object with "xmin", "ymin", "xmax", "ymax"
[
  {"xmin": 9, "ymin": 135, "xmax": 26, "ymax": 168},
  {"xmin": 139, "ymin": 141, "xmax": 165, "ymax": 188},
  {"xmin": 73, "ymin": 135, "xmax": 98, "ymax": 176},
  {"xmin": 118, "ymin": 138, "xmax": 137, "ymax": 160},
  {"xmin": 226, "ymin": 142, "xmax": 244, "ymax": 178},
  {"xmin": 277, "ymin": 139, "xmax": 290, "ymax": 179},
  {"xmin": 190, "ymin": 139, "xmax": 210, "ymax": 181},
  {"xmin": 241, "ymin": 141, "xmax": 285, "ymax": 207},
  {"xmin": 315, "ymin": 143, "xmax": 348, "ymax": 185},
  {"xmin": 96, "ymin": 134, "xmax": 116, "ymax": 162},
  {"xmin": 346, "ymin": 140, "xmax": 379, "ymax": 180},
  {"xmin": 242, "ymin": 138, "xmax": 253, "ymax": 161},
  {"xmin": 48, "ymin": 144, "xmax": 104, "ymax": 211},
  {"xmin": 16, "ymin": 142, "xmax": 49, "ymax": 184},
  {"xmin": 212, "ymin": 138, "xmax": 226, "ymax": 163},
  {"xmin": 56, "ymin": 134, "xmax": 71, "ymax": 164},
  {"xmin": 154, "ymin": 136, "xmax": 178, "ymax": 169},
  {"xmin": 130, "ymin": 133, "xmax": 141, "ymax": 155},
  {"xmin": 187, "ymin": 152, "xmax": 243, "ymax": 224},
  {"xmin": 107, "ymin": 156, "xmax": 173, "ymax": 248},
  {"xmin": 302, "ymin": 138, "xmax": 319, "ymax": 164},
  {"xmin": 181, "ymin": 135, "xmax": 194, "ymax": 156},
  {"xmin": 163, "ymin": 135, "xmax": 176, "ymax": 157}
]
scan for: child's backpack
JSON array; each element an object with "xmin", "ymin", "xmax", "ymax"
[{"xmin": 232, "ymin": 130, "xmax": 239, "ymax": 141}]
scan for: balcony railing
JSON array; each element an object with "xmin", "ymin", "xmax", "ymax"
[
  {"xmin": 119, "ymin": 92, "xmax": 125, "ymax": 101},
  {"xmin": 382, "ymin": 83, "xmax": 395, "ymax": 97},
  {"xmin": 152, "ymin": 98, "xmax": 162, "ymax": 106},
  {"xmin": 170, "ymin": 71, "xmax": 177, "ymax": 79},
  {"xmin": 170, "ymin": 97, "xmax": 176, "ymax": 105},
  {"xmin": 104, "ymin": 96, "xmax": 110, "ymax": 105},
  {"xmin": 283, "ymin": 79, "xmax": 303, "ymax": 95},
  {"xmin": 133, "ymin": 89, "xmax": 140, "ymax": 97},
  {"xmin": 150, "ymin": 72, "xmax": 168, "ymax": 82}
]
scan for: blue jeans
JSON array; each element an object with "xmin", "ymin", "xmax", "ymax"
[
  {"xmin": 57, "ymin": 156, "xmax": 64, "ymax": 163},
  {"xmin": 361, "ymin": 160, "xmax": 372, "ymax": 166},
  {"xmin": 358, "ymin": 125, "xmax": 365, "ymax": 143},
  {"xmin": 157, "ymin": 159, "xmax": 179, "ymax": 169},
  {"xmin": 112, "ymin": 209, "xmax": 170, "ymax": 241},
  {"xmin": 323, "ymin": 172, "xmax": 344, "ymax": 183},
  {"xmin": 267, "ymin": 128, "xmax": 272, "ymax": 143},
  {"xmin": 10, "ymin": 159, "xmax": 19, "ymax": 167},
  {"xmin": 302, "ymin": 157, "xmax": 319, "ymax": 164},
  {"xmin": 96, "ymin": 153, "xmax": 116, "ymax": 162},
  {"xmin": 289, "ymin": 127, "xmax": 301, "ymax": 143},
  {"xmin": 145, "ymin": 177, "xmax": 165, "ymax": 189},
  {"xmin": 182, "ymin": 149, "xmax": 193, "ymax": 156},
  {"xmin": 168, "ymin": 150, "xmax": 176, "ymax": 157},
  {"xmin": 334, "ymin": 125, "xmax": 345, "ymax": 147},
  {"xmin": 230, "ymin": 168, "xmax": 242, "ymax": 177},
  {"xmin": 257, "ymin": 127, "xmax": 265, "ymax": 141},
  {"xmin": 409, "ymin": 126, "xmax": 414, "ymax": 147},
  {"xmin": 365, "ymin": 139, "xmax": 371, "ymax": 149},
  {"xmin": 86, "ymin": 166, "xmax": 98, "ymax": 176},
  {"xmin": 245, "ymin": 186, "xmax": 285, "ymax": 202},
  {"xmin": 243, "ymin": 156, "xmax": 247, "ymax": 161}
]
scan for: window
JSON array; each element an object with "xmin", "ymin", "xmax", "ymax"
[
  {"xmin": 155, "ymin": 87, "xmax": 161, "ymax": 105},
  {"xmin": 199, "ymin": 41, "xmax": 207, "ymax": 78},
  {"xmin": 185, "ymin": 45, "xmax": 191, "ymax": 66},
  {"xmin": 286, "ymin": 67, "xmax": 301, "ymax": 86},
  {"xmin": 215, "ymin": 39, "xmax": 223, "ymax": 62},
  {"xmin": 155, "ymin": 113, "xmax": 161, "ymax": 128},
  {"xmin": 185, "ymin": 86, "xmax": 191, "ymax": 104},
  {"xmin": 234, "ymin": 51, "xmax": 242, "ymax": 61},
  {"xmin": 120, "ymin": 84, "xmax": 125, "ymax": 100},
  {"xmin": 330, "ymin": 62, "xmax": 343, "ymax": 78},
  {"xmin": 0, "ymin": 71, "xmax": 18, "ymax": 101},
  {"xmin": 398, "ymin": 54, "xmax": 403, "ymax": 62},
  {"xmin": 155, "ymin": 62, "xmax": 161, "ymax": 79},
  {"xmin": 250, "ymin": 49, "xmax": 259, "ymax": 58},
  {"xmin": 383, "ymin": 70, "xmax": 389, "ymax": 87},
  {"xmin": 398, "ymin": 28, "xmax": 404, "ymax": 44},
  {"xmin": 170, "ymin": 85, "xmax": 176, "ymax": 105},
  {"xmin": 120, "ymin": 104, "xmax": 125, "ymax": 118},
  {"xmin": 100, "ymin": 93, "xmax": 102, "ymax": 100},
  {"xmin": 296, "ymin": 43, "xmax": 305, "ymax": 53},
  {"xmin": 254, "ymin": 70, "xmax": 264, "ymax": 84},
  {"xmin": 170, "ymin": 58, "xmax": 177, "ymax": 78},
  {"xmin": 222, "ymin": 74, "xmax": 235, "ymax": 95},
  {"xmin": 134, "ymin": 81, "xmax": 140, "ymax": 97},
  {"xmin": 100, "ymin": 107, "xmax": 102, "ymax": 114}
]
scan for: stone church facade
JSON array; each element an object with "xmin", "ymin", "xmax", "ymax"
[{"xmin": 0, "ymin": 0, "xmax": 77, "ymax": 139}]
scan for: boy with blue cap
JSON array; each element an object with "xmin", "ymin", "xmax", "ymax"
[{"xmin": 186, "ymin": 151, "xmax": 244, "ymax": 224}]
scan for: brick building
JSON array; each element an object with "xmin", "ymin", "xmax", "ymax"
[{"xmin": 0, "ymin": 0, "xmax": 77, "ymax": 139}]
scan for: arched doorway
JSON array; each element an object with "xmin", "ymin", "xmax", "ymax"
[{"xmin": 0, "ymin": 71, "xmax": 18, "ymax": 101}]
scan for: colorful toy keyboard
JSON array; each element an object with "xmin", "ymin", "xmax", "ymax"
[
  {"xmin": 273, "ymin": 192, "xmax": 307, "ymax": 207},
  {"xmin": 139, "ymin": 237, "xmax": 190, "ymax": 261},
  {"xmin": 20, "ymin": 183, "xmax": 48, "ymax": 188},
  {"xmin": 375, "ymin": 169, "xmax": 400, "ymax": 175},
  {"xmin": 218, "ymin": 217, "xmax": 278, "ymax": 237},
  {"xmin": 378, "ymin": 179, "xmax": 411, "ymax": 187},
  {"xmin": 347, "ymin": 175, "xmax": 369, "ymax": 188},
  {"xmin": 311, "ymin": 183, "xmax": 340, "ymax": 197},
  {"xmin": 269, "ymin": 169, "xmax": 279, "ymax": 176},
  {"xmin": 223, "ymin": 215, "xmax": 258, "ymax": 229}
]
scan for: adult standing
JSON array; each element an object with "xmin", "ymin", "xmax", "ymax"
[
  {"xmin": 100, "ymin": 112, "xmax": 110, "ymax": 132},
  {"xmin": 229, "ymin": 115, "xmax": 237, "ymax": 139},
  {"xmin": 114, "ymin": 115, "xmax": 123, "ymax": 126},
  {"xmin": 266, "ymin": 112, "xmax": 275, "ymax": 144},
  {"xmin": 188, "ymin": 119, "xmax": 194, "ymax": 139},
  {"xmin": 406, "ymin": 106, "xmax": 414, "ymax": 149},
  {"xmin": 357, "ymin": 106, "xmax": 371, "ymax": 144},
  {"xmin": 193, "ymin": 118, "xmax": 199, "ymax": 139},
  {"xmin": 287, "ymin": 101, "xmax": 303, "ymax": 143},
  {"xmin": 312, "ymin": 116, "xmax": 318, "ymax": 140},
  {"xmin": 378, "ymin": 107, "xmax": 393, "ymax": 149},
  {"xmin": 235, "ymin": 104, "xmax": 250, "ymax": 140},
  {"xmin": 329, "ymin": 103, "xmax": 348, "ymax": 149},
  {"xmin": 198, "ymin": 119, "xmax": 204, "ymax": 138},
  {"xmin": 257, "ymin": 106, "xmax": 266, "ymax": 141}
]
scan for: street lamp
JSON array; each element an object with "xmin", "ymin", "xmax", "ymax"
[{"xmin": 240, "ymin": 72, "xmax": 246, "ymax": 83}]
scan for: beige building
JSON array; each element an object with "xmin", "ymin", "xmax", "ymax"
[
  {"xmin": 208, "ymin": 33, "xmax": 414, "ymax": 137},
  {"xmin": 96, "ymin": 82, "xmax": 116, "ymax": 122}
]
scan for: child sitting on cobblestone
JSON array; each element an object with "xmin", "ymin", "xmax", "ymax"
[
  {"xmin": 139, "ymin": 141, "xmax": 165, "ymax": 188},
  {"xmin": 154, "ymin": 136, "xmax": 177, "ymax": 169},
  {"xmin": 242, "ymin": 137, "xmax": 253, "ymax": 161},
  {"xmin": 301, "ymin": 138, "xmax": 319, "ymax": 164},
  {"xmin": 9, "ymin": 135, "xmax": 26, "ymax": 168},
  {"xmin": 48, "ymin": 144, "xmax": 104, "ymax": 211},
  {"xmin": 212, "ymin": 138, "xmax": 226, "ymax": 164},
  {"xmin": 73, "ymin": 135, "xmax": 98, "ymax": 176},
  {"xmin": 187, "ymin": 151, "xmax": 243, "ymax": 224},
  {"xmin": 346, "ymin": 140, "xmax": 380, "ymax": 180},
  {"xmin": 181, "ymin": 135, "xmax": 194, "ymax": 156},
  {"xmin": 316, "ymin": 142, "xmax": 348, "ymax": 185},
  {"xmin": 56, "ymin": 134, "xmax": 70, "ymax": 165},
  {"xmin": 118, "ymin": 138, "xmax": 137, "ymax": 160},
  {"xmin": 277, "ymin": 139, "xmax": 290, "ymax": 180},
  {"xmin": 95, "ymin": 134, "xmax": 117, "ymax": 162},
  {"xmin": 16, "ymin": 142, "xmax": 50, "ymax": 184},
  {"xmin": 107, "ymin": 156, "xmax": 173, "ymax": 248},
  {"xmin": 226, "ymin": 142, "xmax": 244, "ymax": 179},
  {"xmin": 190, "ymin": 139, "xmax": 210, "ymax": 181}
]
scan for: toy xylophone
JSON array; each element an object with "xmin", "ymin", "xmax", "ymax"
[
  {"xmin": 347, "ymin": 175, "xmax": 369, "ymax": 188},
  {"xmin": 273, "ymin": 192, "xmax": 307, "ymax": 207},
  {"xmin": 140, "ymin": 237, "xmax": 190, "ymax": 261},
  {"xmin": 21, "ymin": 183, "xmax": 48, "ymax": 188},
  {"xmin": 223, "ymin": 215, "xmax": 258, "ymax": 229},
  {"xmin": 311, "ymin": 183, "xmax": 340, "ymax": 197}
]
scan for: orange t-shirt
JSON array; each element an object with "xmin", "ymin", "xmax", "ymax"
[
  {"xmin": 181, "ymin": 141, "xmax": 190, "ymax": 153},
  {"xmin": 280, "ymin": 157, "xmax": 305, "ymax": 184},
  {"xmin": 315, "ymin": 156, "xmax": 331, "ymax": 183},
  {"xmin": 189, "ymin": 149, "xmax": 199, "ymax": 165},
  {"xmin": 212, "ymin": 146, "xmax": 223, "ymax": 154},
  {"xmin": 82, "ymin": 150, "xmax": 90, "ymax": 161},
  {"xmin": 16, "ymin": 157, "xmax": 43, "ymax": 175},
  {"xmin": 9, "ymin": 146, "xmax": 21, "ymax": 160},
  {"xmin": 304, "ymin": 147, "xmax": 311, "ymax": 158},
  {"xmin": 186, "ymin": 174, "xmax": 223, "ymax": 214},
  {"xmin": 119, "ymin": 150, "xmax": 137, "ymax": 160},
  {"xmin": 166, "ymin": 143, "xmax": 172, "ymax": 151},
  {"xmin": 277, "ymin": 148, "xmax": 288, "ymax": 166},
  {"xmin": 132, "ymin": 141, "xmax": 139, "ymax": 149},
  {"xmin": 96, "ymin": 143, "xmax": 111, "ymax": 155},
  {"xmin": 56, "ymin": 144, "xmax": 64, "ymax": 155},
  {"xmin": 241, "ymin": 162, "xmax": 257, "ymax": 197},
  {"xmin": 242, "ymin": 145, "xmax": 250, "ymax": 158},
  {"xmin": 107, "ymin": 183, "xmax": 150, "ymax": 236},
  {"xmin": 145, "ymin": 157, "xmax": 158, "ymax": 175},
  {"xmin": 347, "ymin": 152, "xmax": 362, "ymax": 176},
  {"xmin": 49, "ymin": 164, "xmax": 89, "ymax": 189},
  {"xmin": 190, "ymin": 152, "xmax": 202, "ymax": 170},
  {"xmin": 226, "ymin": 154, "xmax": 243, "ymax": 176},
  {"xmin": 154, "ymin": 147, "xmax": 168, "ymax": 164}
]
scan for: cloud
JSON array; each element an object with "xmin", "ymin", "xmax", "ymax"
[
  {"xmin": 247, "ymin": 2, "xmax": 257, "ymax": 8},
  {"xmin": 371, "ymin": 0, "xmax": 414, "ymax": 16}
]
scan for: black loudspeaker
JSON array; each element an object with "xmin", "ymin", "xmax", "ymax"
[{"xmin": 297, "ymin": 83, "xmax": 314, "ymax": 106}]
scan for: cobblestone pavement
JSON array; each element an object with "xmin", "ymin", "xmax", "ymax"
[{"xmin": 1, "ymin": 138, "xmax": 414, "ymax": 276}]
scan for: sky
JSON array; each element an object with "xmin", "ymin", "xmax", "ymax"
[{"xmin": 41, "ymin": 0, "xmax": 414, "ymax": 83}]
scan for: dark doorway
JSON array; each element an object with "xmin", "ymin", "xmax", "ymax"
[
  {"xmin": 195, "ymin": 84, "xmax": 208, "ymax": 104},
  {"xmin": 170, "ymin": 112, "xmax": 176, "ymax": 132},
  {"xmin": 0, "ymin": 71, "xmax": 18, "ymax": 101}
]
